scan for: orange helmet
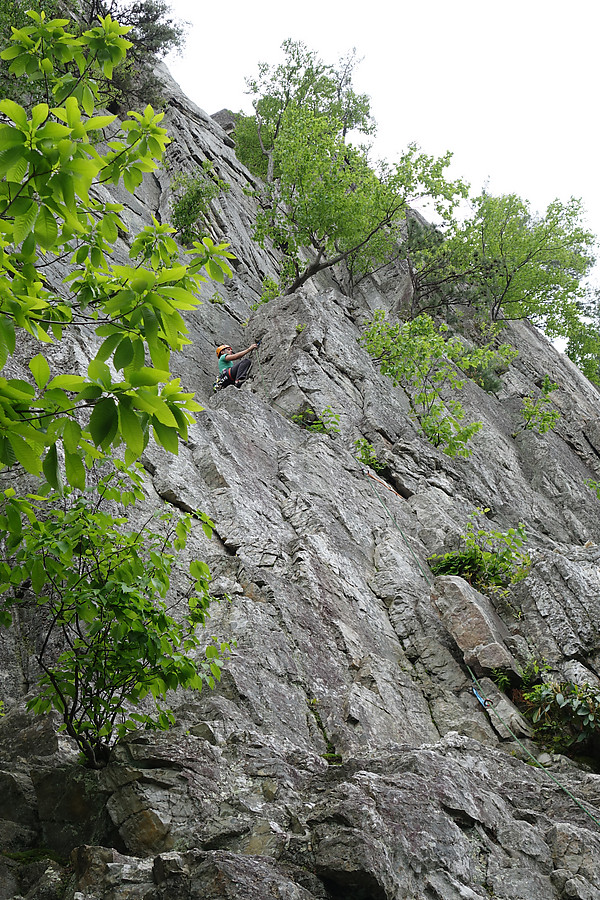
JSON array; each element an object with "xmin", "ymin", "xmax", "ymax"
[{"xmin": 216, "ymin": 344, "xmax": 231, "ymax": 357}]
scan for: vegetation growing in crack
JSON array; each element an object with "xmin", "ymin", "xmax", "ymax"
[
  {"xmin": 428, "ymin": 508, "xmax": 531, "ymax": 591},
  {"xmin": 250, "ymin": 275, "xmax": 280, "ymax": 310},
  {"xmin": 306, "ymin": 697, "xmax": 342, "ymax": 765},
  {"xmin": 353, "ymin": 438, "xmax": 384, "ymax": 472},
  {"xmin": 520, "ymin": 681, "xmax": 600, "ymax": 758},
  {"xmin": 169, "ymin": 162, "xmax": 230, "ymax": 246},
  {"xmin": 493, "ymin": 659, "xmax": 600, "ymax": 761},
  {"xmin": 513, "ymin": 375, "xmax": 561, "ymax": 437},
  {"xmin": 292, "ymin": 406, "xmax": 340, "ymax": 435},
  {"xmin": 360, "ymin": 312, "xmax": 484, "ymax": 456},
  {"xmin": 585, "ymin": 479, "xmax": 600, "ymax": 502}
]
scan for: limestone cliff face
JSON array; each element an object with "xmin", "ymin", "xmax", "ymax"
[{"xmin": 2, "ymin": 65, "xmax": 600, "ymax": 900}]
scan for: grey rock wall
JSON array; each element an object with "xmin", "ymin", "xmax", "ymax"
[{"xmin": 2, "ymin": 63, "xmax": 600, "ymax": 900}]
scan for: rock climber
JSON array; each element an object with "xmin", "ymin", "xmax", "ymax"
[{"xmin": 214, "ymin": 342, "xmax": 258, "ymax": 391}]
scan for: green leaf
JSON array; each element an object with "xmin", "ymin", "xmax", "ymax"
[
  {"xmin": 97, "ymin": 332, "xmax": 122, "ymax": 362},
  {"xmin": 13, "ymin": 201, "xmax": 38, "ymax": 244},
  {"xmin": 0, "ymin": 145, "xmax": 26, "ymax": 177},
  {"xmin": 63, "ymin": 419, "xmax": 82, "ymax": 454},
  {"xmin": 114, "ymin": 337, "xmax": 134, "ymax": 370},
  {"xmin": 118, "ymin": 400, "xmax": 145, "ymax": 457},
  {"xmin": 0, "ymin": 99, "xmax": 28, "ymax": 128},
  {"xmin": 0, "ymin": 318, "xmax": 14, "ymax": 371},
  {"xmin": 7, "ymin": 434, "xmax": 41, "ymax": 476},
  {"xmin": 34, "ymin": 206, "xmax": 59, "ymax": 250},
  {"xmin": 152, "ymin": 419, "xmax": 179, "ymax": 454},
  {"xmin": 81, "ymin": 84, "xmax": 95, "ymax": 117},
  {"xmin": 206, "ymin": 259, "xmax": 225, "ymax": 283},
  {"xmin": 64, "ymin": 450, "xmax": 86, "ymax": 490},
  {"xmin": 128, "ymin": 367, "xmax": 169, "ymax": 387},
  {"xmin": 42, "ymin": 444, "xmax": 61, "ymax": 491},
  {"xmin": 88, "ymin": 358, "xmax": 112, "ymax": 388},
  {"xmin": 89, "ymin": 397, "xmax": 119, "ymax": 448},
  {"xmin": 28, "ymin": 353, "xmax": 51, "ymax": 390}
]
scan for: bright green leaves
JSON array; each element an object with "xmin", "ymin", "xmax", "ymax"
[
  {"xmin": 521, "ymin": 680, "xmax": 600, "ymax": 754},
  {"xmin": 240, "ymin": 39, "xmax": 375, "ymax": 184},
  {"xmin": 428, "ymin": 507, "xmax": 530, "ymax": 591},
  {"xmin": 254, "ymin": 102, "xmax": 466, "ymax": 295},
  {"xmin": 28, "ymin": 353, "xmax": 50, "ymax": 389},
  {"xmin": 0, "ymin": 15, "xmax": 235, "ymax": 488},
  {"xmin": 515, "ymin": 375, "xmax": 561, "ymax": 437},
  {"xmin": 361, "ymin": 311, "xmax": 484, "ymax": 457},
  {"xmin": 0, "ymin": 98, "xmax": 29, "ymax": 129},
  {"xmin": 436, "ymin": 193, "xmax": 596, "ymax": 335},
  {"xmin": 0, "ymin": 475, "xmax": 227, "ymax": 768},
  {"xmin": 89, "ymin": 397, "xmax": 119, "ymax": 449},
  {"xmin": 242, "ymin": 39, "xmax": 467, "ymax": 295},
  {"xmin": 118, "ymin": 398, "xmax": 145, "ymax": 457},
  {"xmin": 34, "ymin": 206, "xmax": 58, "ymax": 250},
  {"xmin": 0, "ymin": 17, "xmax": 231, "ymax": 768}
]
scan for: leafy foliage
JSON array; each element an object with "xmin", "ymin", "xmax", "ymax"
[
  {"xmin": 0, "ymin": 0, "xmax": 60, "ymax": 104},
  {"xmin": 169, "ymin": 162, "xmax": 229, "ymax": 246},
  {"xmin": 238, "ymin": 39, "xmax": 375, "ymax": 184},
  {"xmin": 292, "ymin": 406, "xmax": 340, "ymax": 435},
  {"xmin": 82, "ymin": 0, "xmax": 188, "ymax": 110},
  {"xmin": 516, "ymin": 656, "xmax": 551, "ymax": 688},
  {"xmin": 522, "ymin": 680, "xmax": 600, "ymax": 754},
  {"xmin": 564, "ymin": 294, "xmax": 600, "ymax": 386},
  {"xmin": 249, "ymin": 275, "xmax": 279, "ymax": 310},
  {"xmin": 0, "ymin": 10, "xmax": 233, "ymax": 488},
  {"xmin": 413, "ymin": 193, "xmax": 596, "ymax": 333},
  {"xmin": 428, "ymin": 507, "xmax": 531, "ymax": 591},
  {"xmin": 306, "ymin": 697, "xmax": 342, "ymax": 765},
  {"xmin": 238, "ymin": 40, "xmax": 466, "ymax": 296},
  {"xmin": 0, "ymin": 12, "xmax": 231, "ymax": 761},
  {"xmin": 360, "ymin": 312, "xmax": 484, "ymax": 456},
  {"xmin": 585, "ymin": 478, "xmax": 600, "ymax": 501},
  {"xmin": 353, "ymin": 438, "xmax": 384, "ymax": 472},
  {"xmin": 514, "ymin": 375, "xmax": 560, "ymax": 436},
  {"xmin": 255, "ymin": 108, "xmax": 467, "ymax": 296},
  {"xmin": 402, "ymin": 216, "xmax": 474, "ymax": 319},
  {"xmin": 0, "ymin": 464, "xmax": 229, "ymax": 768}
]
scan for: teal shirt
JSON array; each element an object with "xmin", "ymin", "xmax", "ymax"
[{"xmin": 218, "ymin": 353, "xmax": 232, "ymax": 373}]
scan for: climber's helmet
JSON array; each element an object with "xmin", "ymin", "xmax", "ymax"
[{"xmin": 216, "ymin": 345, "xmax": 232, "ymax": 357}]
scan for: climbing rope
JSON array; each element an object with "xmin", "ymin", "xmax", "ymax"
[
  {"xmin": 467, "ymin": 666, "xmax": 600, "ymax": 830},
  {"xmin": 364, "ymin": 468, "xmax": 600, "ymax": 831}
]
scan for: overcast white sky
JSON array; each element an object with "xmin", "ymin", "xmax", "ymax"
[{"xmin": 164, "ymin": 0, "xmax": 600, "ymax": 255}]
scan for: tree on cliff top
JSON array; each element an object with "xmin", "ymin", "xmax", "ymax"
[
  {"xmin": 405, "ymin": 192, "xmax": 599, "ymax": 382},
  {"xmin": 236, "ymin": 39, "xmax": 374, "ymax": 184},
  {"xmin": 254, "ymin": 104, "xmax": 467, "ymax": 295},
  {"xmin": 235, "ymin": 40, "xmax": 467, "ymax": 297}
]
